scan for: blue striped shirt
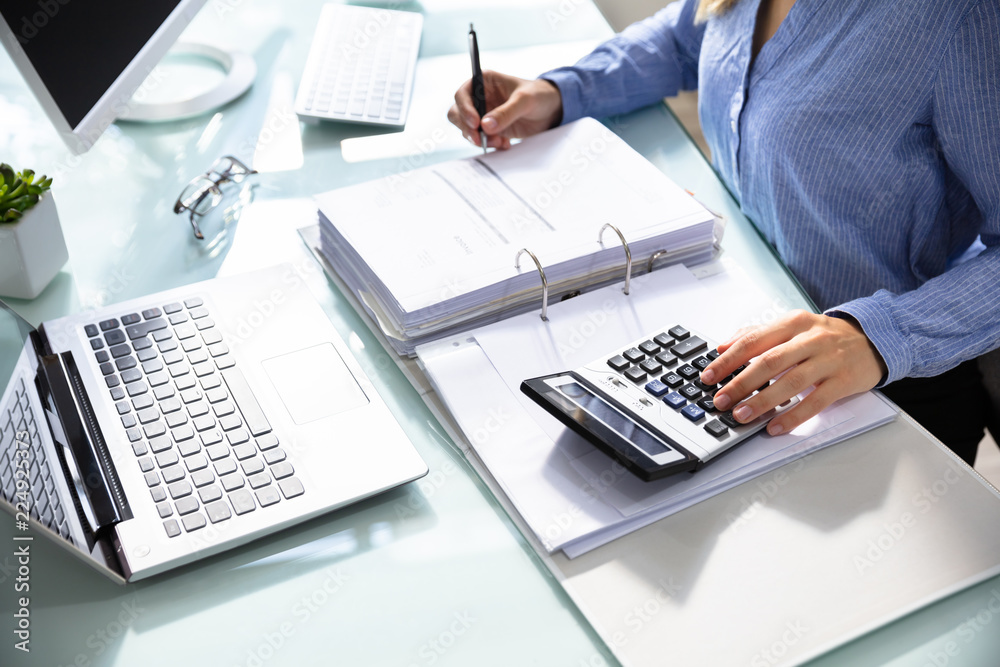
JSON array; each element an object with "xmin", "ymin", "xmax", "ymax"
[{"xmin": 543, "ymin": 0, "xmax": 1000, "ymax": 385}]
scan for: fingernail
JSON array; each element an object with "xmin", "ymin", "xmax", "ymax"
[
  {"xmin": 701, "ymin": 369, "xmax": 716, "ymax": 384},
  {"xmin": 482, "ymin": 116, "xmax": 498, "ymax": 132},
  {"xmin": 767, "ymin": 422, "xmax": 784, "ymax": 436},
  {"xmin": 734, "ymin": 405, "xmax": 753, "ymax": 422},
  {"xmin": 714, "ymin": 394, "xmax": 731, "ymax": 411}
]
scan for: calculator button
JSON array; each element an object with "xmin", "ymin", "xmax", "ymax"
[
  {"xmin": 638, "ymin": 340, "xmax": 660, "ymax": 355},
  {"xmin": 680, "ymin": 384, "xmax": 701, "ymax": 400},
  {"xmin": 670, "ymin": 336, "xmax": 707, "ymax": 359},
  {"xmin": 719, "ymin": 411, "xmax": 741, "ymax": 428},
  {"xmin": 645, "ymin": 380, "xmax": 669, "ymax": 397},
  {"xmin": 661, "ymin": 372, "xmax": 684, "ymax": 389},
  {"xmin": 639, "ymin": 359, "xmax": 663, "ymax": 376},
  {"xmin": 694, "ymin": 380, "xmax": 718, "ymax": 394},
  {"xmin": 757, "ymin": 380, "xmax": 771, "ymax": 393},
  {"xmin": 607, "ymin": 355, "xmax": 630, "ymax": 372},
  {"xmin": 655, "ymin": 352, "xmax": 677, "ymax": 367},
  {"xmin": 677, "ymin": 364, "xmax": 699, "ymax": 380},
  {"xmin": 653, "ymin": 333, "xmax": 674, "ymax": 348},
  {"xmin": 692, "ymin": 356, "xmax": 711, "ymax": 371},
  {"xmin": 705, "ymin": 420, "xmax": 728, "ymax": 437},
  {"xmin": 663, "ymin": 392, "xmax": 686, "ymax": 409},
  {"xmin": 707, "ymin": 349, "xmax": 721, "ymax": 360},
  {"xmin": 623, "ymin": 347, "xmax": 645, "ymax": 364},
  {"xmin": 681, "ymin": 404, "xmax": 705, "ymax": 422},
  {"xmin": 668, "ymin": 326, "xmax": 690, "ymax": 341},
  {"xmin": 624, "ymin": 366, "xmax": 647, "ymax": 383},
  {"xmin": 697, "ymin": 396, "xmax": 716, "ymax": 412}
]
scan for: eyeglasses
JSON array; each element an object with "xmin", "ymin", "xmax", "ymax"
[{"xmin": 174, "ymin": 156, "xmax": 257, "ymax": 240}]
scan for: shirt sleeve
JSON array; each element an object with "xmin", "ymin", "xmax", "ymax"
[
  {"xmin": 828, "ymin": 0, "xmax": 1000, "ymax": 385},
  {"xmin": 540, "ymin": 0, "xmax": 705, "ymax": 125}
]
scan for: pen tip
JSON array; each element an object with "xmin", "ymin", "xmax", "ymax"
[{"xmin": 469, "ymin": 22, "xmax": 474, "ymax": 31}]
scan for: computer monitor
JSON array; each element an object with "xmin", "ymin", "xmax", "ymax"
[{"xmin": 0, "ymin": 0, "xmax": 254, "ymax": 155}]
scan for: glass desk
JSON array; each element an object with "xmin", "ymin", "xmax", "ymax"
[{"xmin": 0, "ymin": 1, "xmax": 998, "ymax": 665}]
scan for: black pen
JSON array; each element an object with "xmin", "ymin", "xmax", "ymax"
[{"xmin": 468, "ymin": 23, "xmax": 488, "ymax": 154}]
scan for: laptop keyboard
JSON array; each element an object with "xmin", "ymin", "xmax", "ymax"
[
  {"xmin": 85, "ymin": 298, "xmax": 304, "ymax": 538},
  {"xmin": 0, "ymin": 378, "xmax": 73, "ymax": 542}
]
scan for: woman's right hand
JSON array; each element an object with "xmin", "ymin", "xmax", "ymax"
[{"xmin": 448, "ymin": 71, "xmax": 564, "ymax": 150}]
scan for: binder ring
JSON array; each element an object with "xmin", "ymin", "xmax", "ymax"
[
  {"xmin": 515, "ymin": 248, "xmax": 550, "ymax": 321},
  {"xmin": 647, "ymin": 249, "xmax": 668, "ymax": 274},
  {"xmin": 599, "ymin": 223, "xmax": 632, "ymax": 295}
]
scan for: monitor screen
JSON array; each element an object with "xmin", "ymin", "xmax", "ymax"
[
  {"xmin": 0, "ymin": 0, "xmax": 207, "ymax": 153},
  {"xmin": 1, "ymin": 1, "xmax": 182, "ymax": 129}
]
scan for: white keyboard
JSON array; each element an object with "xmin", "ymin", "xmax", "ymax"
[{"xmin": 295, "ymin": 4, "xmax": 423, "ymax": 127}]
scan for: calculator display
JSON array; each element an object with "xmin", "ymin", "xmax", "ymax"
[{"xmin": 554, "ymin": 381, "xmax": 672, "ymax": 457}]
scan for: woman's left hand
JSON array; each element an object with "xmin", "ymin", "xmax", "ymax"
[{"xmin": 701, "ymin": 310, "xmax": 887, "ymax": 435}]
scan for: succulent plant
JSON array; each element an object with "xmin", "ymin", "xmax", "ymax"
[{"xmin": 0, "ymin": 163, "xmax": 52, "ymax": 223}]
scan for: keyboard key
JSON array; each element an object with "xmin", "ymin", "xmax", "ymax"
[
  {"xmin": 719, "ymin": 411, "xmax": 741, "ymax": 428},
  {"xmin": 99, "ymin": 318, "xmax": 119, "ymax": 331},
  {"xmin": 144, "ymin": 471, "xmax": 160, "ymax": 488},
  {"xmin": 115, "ymin": 400, "xmax": 131, "ymax": 415},
  {"xmin": 697, "ymin": 396, "xmax": 717, "ymax": 413},
  {"xmin": 148, "ymin": 435, "xmax": 172, "ymax": 453},
  {"xmin": 214, "ymin": 457, "xmax": 237, "ymax": 476},
  {"xmin": 638, "ymin": 340, "xmax": 660, "ymax": 355},
  {"xmin": 205, "ymin": 443, "xmax": 229, "ymax": 461},
  {"xmin": 221, "ymin": 367, "xmax": 272, "ymax": 436},
  {"xmin": 172, "ymin": 425, "xmax": 195, "ymax": 443},
  {"xmin": 213, "ymin": 401, "xmax": 235, "ymax": 418},
  {"xmin": 137, "ymin": 348, "xmax": 158, "ymax": 363},
  {"xmin": 623, "ymin": 347, "xmax": 645, "ymax": 363},
  {"xmin": 623, "ymin": 367, "xmax": 646, "ymax": 383},
  {"xmin": 707, "ymin": 349, "xmax": 721, "ymax": 360},
  {"xmin": 158, "ymin": 339, "xmax": 179, "ymax": 353},
  {"xmin": 91, "ymin": 338, "xmax": 105, "ymax": 351},
  {"xmin": 137, "ymin": 407, "xmax": 159, "ymax": 424},
  {"xmin": 160, "ymin": 397, "xmax": 182, "ymax": 414},
  {"xmin": 663, "ymin": 392, "xmax": 686, "ymax": 409},
  {"xmin": 133, "ymin": 394, "xmax": 154, "ymax": 411},
  {"xmin": 131, "ymin": 441, "xmax": 148, "ymax": 456},
  {"xmin": 248, "ymin": 472, "xmax": 271, "ymax": 489},
  {"xmin": 221, "ymin": 474, "xmax": 245, "ymax": 492},
  {"xmin": 668, "ymin": 325, "xmax": 690, "ymax": 340},
  {"xmin": 121, "ymin": 313, "xmax": 141, "ymax": 325},
  {"xmin": 176, "ymin": 439, "xmax": 201, "ymax": 457},
  {"xmin": 241, "ymin": 458, "xmax": 265, "ymax": 476},
  {"xmin": 100, "ymin": 362, "xmax": 115, "ymax": 376},
  {"xmin": 176, "ymin": 496, "xmax": 199, "ymax": 515},
  {"xmin": 193, "ymin": 415, "xmax": 216, "ymax": 432},
  {"xmin": 180, "ymin": 388, "xmax": 203, "ymax": 404},
  {"xmin": 144, "ymin": 422, "xmax": 166, "ymax": 439},
  {"xmin": 655, "ymin": 352, "xmax": 677, "ymax": 367},
  {"xmin": 164, "ymin": 519, "xmax": 180, "ymax": 538},
  {"xmin": 151, "ymin": 486, "xmax": 167, "ymax": 503},
  {"xmin": 182, "ymin": 513, "xmax": 207, "ymax": 532},
  {"xmin": 681, "ymin": 404, "xmax": 706, "ymax": 422},
  {"xmin": 181, "ymin": 337, "xmax": 202, "ymax": 353},
  {"xmin": 256, "ymin": 434, "xmax": 279, "ymax": 451},
  {"xmin": 156, "ymin": 501, "xmax": 173, "ymax": 518},
  {"xmin": 188, "ymin": 401, "xmax": 210, "ymax": 418},
  {"xmin": 278, "ymin": 477, "xmax": 305, "ymax": 499},
  {"xmin": 168, "ymin": 480, "xmax": 193, "ymax": 499},
  {"xmin": 220, "ymin": 414, "xmax": 242, "ymax": 431},
  {"xmin": 175, "ymin": 374, "xmax": 197, "ymax": 391},
  {"xmin": 639, "ymin": 359, "xmax": 662, "ymax": 376},
  {"xmin": 256, "ymin": 486, "xmax": 280, "ymax": 507},
  {"xmin": 262, "ymin": 448, "xmax": 286, "ymax": 465},
  {"xmin": 104, "ymin": 329, "xmax": 127, "ymax": 346},
  {"xmin": 661, "ymin": 372, "xmax": 684, "ymax": 388},
  {"xmin": 671, "ymin": 336, "xmax": 707, "ymax": 359},
  {"xmin": 206, "ymin": 387, "xmax": 227, "ymax": 403},
  {"xmin": 270, "ymin": 461, "xmax": 294, "ymax": 480},
  {"xmin": 138, "ymin": 457, "xmax": 154, "ymax": 473},
  {"xmin": 95, "ymin": 350, "xmax": 110, "ymax": 364},
  {"xmin": 132, "ymin": 337, "xmax": 153, "ymax": 351},
  {"xmin": 191, "ymin": 469, "xmax": 214, "ymax": 487},
  {"xmin": 162, "ymin": 464, "xmax": 185, "ymax": 483},
  {"xmin": 105, "ymin": 375, "xmax": 120, "ymax": 388},
  {"xmin": 206, "ymin": 500, "xmax": 232, "ymax": 523},
  {"xmin": 142, "ymin": 307, "xmax": 162, "ymax": 320},
  {"xmin": 127, "ymin": 381, "xmax": 149, "ymax": 398},
  {"xmin": 84, "ymin": 324, "xmax": 99, "ymax": 337},
  {"xmin": 198, "ymin": 484, "xmax": 223, "ymax": 504},
  {"xmin": 142, "ymin": 359, "xmax": 164, "ymax": 374},
  {"xmin": 233, "ymin": 442, "xmax": 256, "ymax": 460},
  {"xmin": 174, "ymin": 323, "xmax": 197, "ymax": 340},
  {"xmin": 163, "ymin": 302, "xmax": 183, "ymax": 314},
  {"xmin": 229, "ymin": 489, "xmax": 255, "ymax": 514},
  {"xmin": 680, "ymin": 384, "xmax": 701, "ymax": 400},
  {"xmin": 184, "ymin": 297, "xmax": 204, "ymax": 308},
  {"xmin": 185, "ymin": 454, "xmax": 208, "ymax": 472},
  {"xmin": 169, "ymin": 312, "xmax": 189, "ymax": 326},
  {"xmin": 705, "ymin": 420, "xmax": 728, "ymax": 438},
  {"xmin": 125, "ymin": 319, "xmax": 168, "ymax": 340},
  {"xmin": 645, "ymin": 380, "xmax": 669, "ymax": 398},
  {"xmin": 201, "ymin": 429, "xmax": 224, "ymax": 447},
  {"xmin": 121, "ymin": 368, "xmax": 142, "ymax": 384},
  {"xmin": 692, "ymin": 356, "xmax": 711, "ymax": 371}
]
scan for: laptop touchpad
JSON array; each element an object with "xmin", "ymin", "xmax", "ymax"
[{"xmin": 262, "ymin": 343, "xmax": 369, "ymax": 424}]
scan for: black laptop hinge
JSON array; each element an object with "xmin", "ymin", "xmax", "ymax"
[{"xmin": 36, "ymin": 350, "xmax": 132, "ymax": 536}]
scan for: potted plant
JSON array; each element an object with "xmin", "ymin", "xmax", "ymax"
[{"xmin": 0, "ymin": 163, "xmax": 69, "ymax": 299}]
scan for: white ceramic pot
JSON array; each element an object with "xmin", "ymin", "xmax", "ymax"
[{"xmin": 0, "ymin": 194, "xmax": 69, "ymax": 299}]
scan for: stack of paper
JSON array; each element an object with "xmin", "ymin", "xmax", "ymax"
[
  {"xmin": 417, "ymin": 264, "xmax": 898, "ymax": 557},
  {"xmin": 315, "ymin": 118, "xmax": 719, "ymax": 356}
]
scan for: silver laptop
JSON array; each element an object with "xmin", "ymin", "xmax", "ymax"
[{"xmin": 0, "ymin": 265, "xmax": 427, "ymax": 583}]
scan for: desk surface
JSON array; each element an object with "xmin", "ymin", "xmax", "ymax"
[{"xmin": 1, "ymin": 2, "xmax": 999, "ymax": 666}]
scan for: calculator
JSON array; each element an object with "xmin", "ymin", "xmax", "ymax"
[{"xmin": 521, "ymin": 324, "xmax": 797, "ymax": 481}]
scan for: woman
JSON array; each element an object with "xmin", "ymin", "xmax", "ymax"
[{"xmin": 448, "ymin": 0, "xmax": 1000, "ymax": 463}]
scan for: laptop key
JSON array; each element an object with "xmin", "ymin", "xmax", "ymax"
[
  {"xmin": 144, "ymin": 472, "xmax": 160, "ymax": 488},
  {"xmin": 163, "ymin": 519, "xmax": 181, "ymax": 538},
  {"xmin": 162, "ymin": 464, "xmax": 185, "ymax": 484},
  {"xmin": 175, "ymin": 496, "xmax": 199, "ymax": 515},
  {"xmin": 191, "ymin": 469, "xmax": 214, "ymax": 487},
  {"xmin": 99, "ymin": 318, "xmax": 119, "ymax": 331},
  {"xmin": 148, "ymin": 435, "xmax": 172, "ymax": 454},
  {"xmin": 126, "ymin": 319, "xmax": 168, "ymax": 340},
  {"xmin": 201, "ymin": 429, "xmax": 223, "ymax": 447},
  {"xmin": 248, "ymin": 472, "xmax": 271, "ymax": 489},
  {"xmin": 133, "ymin": 394, "xmax": 154, "ymax": 411},
  {"xmin": 163, "ymin": 302, "xmax": 183, "ymax": 314},
  {"xmin": 221, "ymin": 473, "xmax": 244, "ymax": 492},
  {"xmin": 136, "ymin": 407, "xmax": 159, "ymax": 424},
  {"xmin": 206, "ymin": 500, "xmax": 232, "ymax": 523},
  {"xmin": 256, "ymin": 434, "xmax": 279, "ymax": 451},
  {"xmin": 188, "ymin": 400, "xmax": 210, "ymax": 418},
  {"xmin": 154, "ymin": 385, "xmax": 176, "ymax": 401},
  {"xmin": 233, "ymin": 443, "xmax": 256, "ymax": 460},
  {"xmin": 192, "ymin": 415, "xmax": 216, "ymax": 432},
  {"xmin": 185, "ymin": 454, "xmax": 208, "ymax": 472},
  {"xmin": 84, "ymin": 324, "xmax": 99, "ymax": 337},
  {"xmin": 100, "ymin": 362, "xmax": 115, "ymax": 376},
  {"xmin": 198, "ymin": 484, "xmax": 223, "ymax": 504},
  {"xmin": 214, "ymin": 457, "xmax": 237, "ymax": 476},
  {"xmin": 227, "ymin": 429, "xmax": 250, "ymax": 446},
  {"xmin": 138, "ymin": 457, "xmax": 154, "ymax": 473},
  {"xmin": 172, "ymin": 425, "xmax": 195, "ymax": 443},
  {"xmin": 132, "ymin": 337, "xmax": 153, "ymax": 351},
  {"xmin": 144, "ymin": 422, "xmax": 166, "ymax": 439},
  {"xmin": 263, "ymin": 448, "xmax": 285, "ymax": 465},
  {"xmin": 184, "ymin": 297, "xmax": 204, "ymax": 308},
  {"xmin": 176, "ymin": 438, "xmax": 200, "ymax": 457},
  {"xmin": 270, "ymin": 462, "xmax": 294, "ymax": 480},
  {"xmin": 205, "ymin": 443, "xmax": 229, "ymax": 461},
  {"xmin": 158, "ymin": 396, "xmax": 181, "ymax": 413},
  {"xmin": 229, "ymin": 489, "xmax": 255, "ymax": 514},
  {"xmin": 151, "ymin": 486, "xmax": 167, "ymax": 503},
  {"xmin": 256, "ymin": 486, "xmax": 280, "ymax": 507},
  {"xmin": 127, "ymin": 381, "xmax": 149, "ymax": 398},
  {"xmin": 105, "ymin": 375, "xmax": 120, "ymax": 389},
  {"xmin": 155, "ymin": 450, "xmax": 179, "ymax": 468},
  {"xmin": 174, "ymin": 375, "xmax": 197, "ymax": 391},
  {"xmin": 142, "ymin": 359, "xmax": 164, "ymax": 374},
  {"xmin": 137, "ymin": 348, "xmax": 158, "ymax": 363},
  {"xmin": 168, "ymin": 480, "xmax": 193, "ymax": 499},
  {"xmin": 121, "ymin": 313, "xmax": 141, "ymax": 325},
  {"xmin": 221, "ymin": 368, "xmax": 272, "ymax": 436},
  {"xmin": 104, "ymin": 329, "xmax": 127, "ymax": 346},
  {"xmin": 278, "ymin": 477, "xmax": 305, "ymax": 499},
  {"xmin": 241, "ymin": 458, "xmax": 265, "ymax": 476},
  {"xmin": 182, "ymin": 513, "xmax": 207, "ymax": 532},
  {"xmin": 91, "ymin": 338, "xmax": 105, "ymax": 351},
  {"xmin": 131, "ymin": 441, "xmax": 148, "ymax": 456}
]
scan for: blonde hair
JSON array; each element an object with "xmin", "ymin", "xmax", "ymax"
[{"xmin": 696, "ymin": 0, "xmax": 739, "ymax": 22}]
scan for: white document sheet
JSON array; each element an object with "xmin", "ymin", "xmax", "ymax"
[{"xmin": 418, "ymin": 264, "xmax": 897, "ymax": 556}]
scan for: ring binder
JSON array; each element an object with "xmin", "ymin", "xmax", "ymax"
[
  {"xmin": 515, "ymin": 248, "xmax": 550, "ymax": 321},
  {"xmin": 647, "ymin": 249, "xmax": 668, "ymax": 274},
  {"xmin": 599, "ymin": 223, "xmax": 632, "ymax": 295}
]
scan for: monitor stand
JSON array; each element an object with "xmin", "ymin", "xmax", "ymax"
[{"xmin": 121, "ymin": 42, "xmax": 256, "ymax": 123}]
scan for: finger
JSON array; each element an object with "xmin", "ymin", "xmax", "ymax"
[
  {"xmin": 447, "ymin": 104, "xmax": 476, "ymax": 137},
  {"xmin": 703, "ymin": 311, "xmax": 813, "ymax": 385},
  {"xmin": 762, "ymin": 380, "xmax": 844, "ymax": 435},
  {"xmin": 712, "ymin": 340, "xmax": 812, "ymax": 412},
  {"xmin": 715, "ymin": 326, "xmax": 756, "ymax": 353},
  {"xmin": 453, "ymin": 79, "xmax": 481, "ymax": 129},
  {"xmin": 727, "ymin": 359, "xmax": 817, "ymax": 423},
  {"xmin": 482, "ymin": 89, "xmax": 533, "ymax": 136}
]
